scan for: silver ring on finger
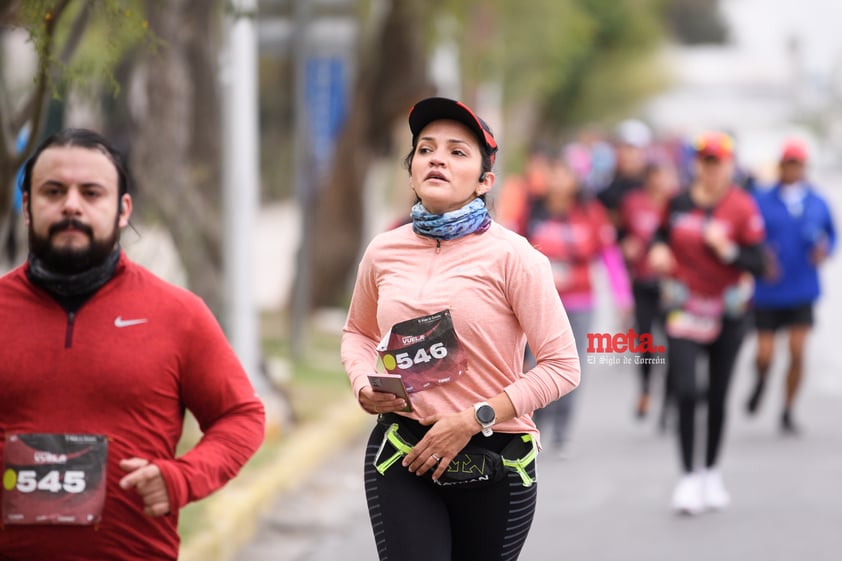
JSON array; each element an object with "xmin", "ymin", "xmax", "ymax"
[{"xmin": 431, "ymin": 454, "xmax": 441, "ymax": 462}]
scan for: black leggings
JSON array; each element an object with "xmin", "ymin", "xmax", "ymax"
[
  {"xmin": 632, "ymin": 281, "xmax": 663, "ymax": 393},
  {"xmin": 363, "ymin": 421, "xmax": 538, "ymax": 561},
  {"xmin": 667, "ymin": 316, "xmax": 747, "ymax": 473}
]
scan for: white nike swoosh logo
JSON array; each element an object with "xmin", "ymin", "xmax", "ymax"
[{"xmin": 114, "ymin": 316, "xmax": 149, "ymax": 328}]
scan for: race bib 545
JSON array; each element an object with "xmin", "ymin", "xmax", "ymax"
[{"xmin": 2, "ymin": 433, "xmax": 108, "ymax": 525}]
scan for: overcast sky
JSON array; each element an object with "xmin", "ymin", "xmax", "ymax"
[{"xmin": 724, "ymin": 0, "xmax": 842, "ymax": 80}]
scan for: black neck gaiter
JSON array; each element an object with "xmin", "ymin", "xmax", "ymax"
[{"xmin": 27, "ymin": 248, "xmax": 121, "ymax": 309}]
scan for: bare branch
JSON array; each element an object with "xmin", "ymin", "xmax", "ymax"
[
  {"xmin": 56, "ymin": 1, "xmax": 92, "ymax": 67},
  {"xmin": 9, "ymin": 0, "xmax": 71, "ymax": 170},
  {"xmin": 0, "ymin": 0, "xmax": 21, "ymax": 26},
  {"xmin": 0, "ymin": 0, "xmax": 23, "ymax": 164}
]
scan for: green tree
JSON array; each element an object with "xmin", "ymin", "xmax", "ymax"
[
  {"xmin": 438, "ymin": 0, "xmax": 671, "ymax": 141},
  {"xmin": 0, "ymin": 0, "xmax": 228, "ymax": 315},
  {"xmin": 0, "ymin": 0, "xmax": 150, "ymax": 266},
  {"xmin": 308, "ymin": 0, "xmax": 676, "ymax": 308},
  {"xmin": 128, "ymin": 0, "xmax": 226, "ymax": 314},
  {"xmin": 308, "ymin": 0, "xmax": 431, "ymax": 310}
]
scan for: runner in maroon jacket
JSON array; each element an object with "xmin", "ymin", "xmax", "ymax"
[
  {"xmin": 648, "ymin": 131, "xmax": 765, "ymax": 515},
  {"xmin": 0, "ymin": 129, "xmax": 265, "ymax": 560}
]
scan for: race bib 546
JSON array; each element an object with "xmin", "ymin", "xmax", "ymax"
[{"xmin": 376, "ymin": 310, "xmax": 468, "ymax": 393}]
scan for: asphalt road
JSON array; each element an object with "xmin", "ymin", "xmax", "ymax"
[{"xmin": 234, "ymin": 341, "xmax": 842, "ymax": 561}]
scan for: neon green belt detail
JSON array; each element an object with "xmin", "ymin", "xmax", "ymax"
[
  {"xmin": 374, "ymin": 423, "xmax": 413, "ymax": 475},
  {"xmin": 374, "ymin": 422, "xmax": 538, "ymax": 487},
  {"xmin": 502, "ymin": 434, "xmax": 537, "ymax": 487}
]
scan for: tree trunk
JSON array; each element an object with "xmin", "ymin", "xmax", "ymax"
[
  {"xmin": 130, "ymin": 0, "xmax": 224, "ymax": 314},
  {"xmin": 309, "ymin": 0, "xmax": 431, "ymax": 309}
]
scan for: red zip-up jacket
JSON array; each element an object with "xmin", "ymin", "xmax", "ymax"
[{"xmin": 0, "ymin": 253, "xmax": 265, "ymax": 560}]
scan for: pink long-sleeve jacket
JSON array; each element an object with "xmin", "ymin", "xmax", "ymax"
[{"xmin": 342, "ymin": 221, "xmax": 580, "ymax": 440}]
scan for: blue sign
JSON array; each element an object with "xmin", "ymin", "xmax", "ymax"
[{"xmin": 305, "ymin": 56, "xmax": 347, "ymax": 182}]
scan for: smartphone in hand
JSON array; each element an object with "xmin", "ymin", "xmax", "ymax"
[{"xmin": 368, "ymin": 373, "xmax": 413, "ymax": 412}]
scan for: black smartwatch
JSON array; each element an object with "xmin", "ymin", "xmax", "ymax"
[{"xmin": 473, "ymin": 402, "xmax": 496, "ymax": 437}]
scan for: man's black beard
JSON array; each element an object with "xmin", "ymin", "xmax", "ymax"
[{"xmin": 28, "ymin": 217, "xmax": 120, "ymax": 275}]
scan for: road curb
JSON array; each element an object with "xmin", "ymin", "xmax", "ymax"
[{"xmin": 178, "ymin": 399, "xmax": 371, "ymax": 561}]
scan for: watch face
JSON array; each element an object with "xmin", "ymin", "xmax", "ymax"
[{"xmin": 476, "ymin": 404, "xmax": 495, "ymax": 424}]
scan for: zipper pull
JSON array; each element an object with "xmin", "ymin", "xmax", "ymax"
[
  {"xmin": 65, "ymin": 311, "xmax": 76, "ymax": 348},
  {"xmin": 435, "ymin": 239, "xmax": 441, "ymax": 254}
]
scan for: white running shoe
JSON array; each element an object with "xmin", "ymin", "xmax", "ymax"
[
  {"xmin": 671, "ymin": 472, "xmax": 705, "ymax": 515},
  {"xmin": 702, "ymin": 469, "xmax": 731, "ymax": 510}
]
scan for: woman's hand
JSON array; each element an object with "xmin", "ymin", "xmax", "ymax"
[
  {"xmin": 620, "ymin": 236, "xmax": 644, "ymax": 263},
  {"xmin": 647, "ymin": 242, "xmax": 675, "ymax": 274},
  {"xmin": 402, "ymin": 409, "xmax": 477, "ymax": 481},
  {"xmin": 358, "ymin": 385, "xmax": 408, "ymax": 415},
  {"xmin": 703, "ymin": 220, "xmax": 738, "ymax": 262}
]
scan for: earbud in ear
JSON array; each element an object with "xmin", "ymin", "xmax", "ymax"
[{"xmin": 479, "ymin": 172, "xmax": 487, "ymax": 182}]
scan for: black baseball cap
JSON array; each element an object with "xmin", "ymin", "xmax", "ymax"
[{"xmin": 408, "ymin": 97, "xmax": 498, "ymax": 165}]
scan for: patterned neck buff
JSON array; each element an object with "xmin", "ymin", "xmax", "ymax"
[{"xmin": 410, "ymin": 197, "xmax": 491, "ymax": 241}]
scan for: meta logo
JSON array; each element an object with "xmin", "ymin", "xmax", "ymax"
[{"xmin": 586, "ymin": 329, "xmax": 665, "ymax": 354}]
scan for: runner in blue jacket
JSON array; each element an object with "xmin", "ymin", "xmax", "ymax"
[{"xmin": 746, "ymin": 139, "xmax": 836, "ymax": 433}]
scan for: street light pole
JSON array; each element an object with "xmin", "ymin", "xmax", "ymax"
[{"xmin": 222, "ymin": 0, "xmax": 264, "ymax": 393}]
